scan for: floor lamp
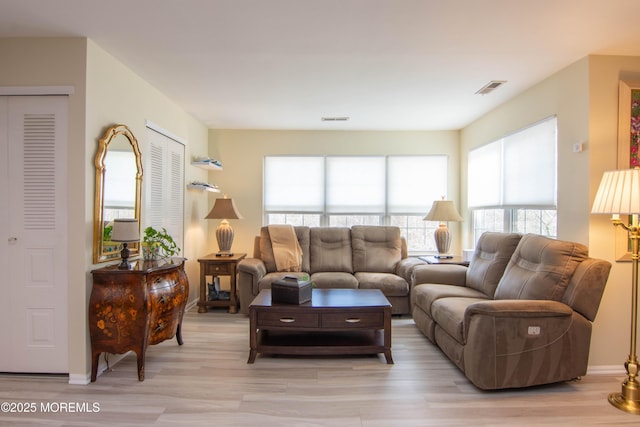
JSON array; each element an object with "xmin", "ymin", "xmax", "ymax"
[{"xmin": 592, "ymin": 168, "xmax": 640, "ymax": 414}]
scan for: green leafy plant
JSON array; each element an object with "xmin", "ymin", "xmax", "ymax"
[
  {"xmin": 103, "ymin": 224, "xmax": 113, "ymax": 241},
  {"xmin": 142, "ymin": 226, "xmax": 180, "ymax": 259}
]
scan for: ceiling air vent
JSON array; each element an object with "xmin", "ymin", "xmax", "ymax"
[
  {"xmin": 321, "ymin": 117, "xmax": 350, "ymax": 122},
  {"xmin": 475, "ymin": 80, "xmax": 507, "ymax": 95}
]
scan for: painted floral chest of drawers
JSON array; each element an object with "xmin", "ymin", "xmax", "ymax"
[{"xmin": 89, "ymin": 258, "xmax": 189, "ymax": 382}]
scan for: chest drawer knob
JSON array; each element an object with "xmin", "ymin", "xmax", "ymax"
[
  {"xmin": 279, "ymin": 318, "xmax": 295, "ymax": 323},
  {"xmin": 345, "ymin": 318, "xmax": 361, "ymax": 323}
]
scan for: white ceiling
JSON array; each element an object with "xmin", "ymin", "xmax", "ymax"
[{"xmin": 2, "ymin": 0, "xmax": 640, "ymax": 130}]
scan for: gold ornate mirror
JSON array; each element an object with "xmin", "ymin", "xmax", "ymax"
[{"xmin": 93, "ymin": 124, "xmax": 143, "ymax": 264}]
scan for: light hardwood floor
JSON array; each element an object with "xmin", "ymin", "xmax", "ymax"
[{"xmin": 0, "ymin": 309, "xmax": 638, "ymax": 426}]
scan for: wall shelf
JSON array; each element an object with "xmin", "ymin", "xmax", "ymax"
[
  {"xmin": 187, "ymin": 182, "xmax": 220, "ymax": 193},
  {"xmin": 191, "ymin": 159, "xmax": 223, "ymax": 171}
]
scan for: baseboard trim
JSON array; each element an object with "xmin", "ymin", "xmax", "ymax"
[
  {"xmin": 68, "ymin": 373, "xmax": 91, "ymax": 385},
  {"xmin": 587, "ymin": 365, "xmax": 624, "ymax": 375}
]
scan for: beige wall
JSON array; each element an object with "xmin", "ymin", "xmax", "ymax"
[
  {"xmin": 207, "ymin": 129, "xmax": 461, "ymax": 256},
  {"xmin": 0, "ymin": 38, "xmax": 210, "ymax": 382}
]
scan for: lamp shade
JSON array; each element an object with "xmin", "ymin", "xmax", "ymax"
[
  {"xmin": 423, "ymin": 200, "xmax": 463, "ymax": 222},
  {"xmin": 110, "ymin": 218, "xmax": 140, "ymax": 242},
  {"xmin": 205, "ymin": 197, "xmax": 243, "ymax": 220},
  {"xmin": 592, "ymin": 168, "xmax": 640, "ymax": 215}
]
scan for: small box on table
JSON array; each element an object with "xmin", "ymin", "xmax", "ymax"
[{"xmin": 272, "ymin": 275, "xmax": 312, "ymax": 304}]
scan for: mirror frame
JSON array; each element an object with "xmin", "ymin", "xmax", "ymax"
[{"xmin": 93, "ymin": 124, "xmax": 143, "ymax": 264}]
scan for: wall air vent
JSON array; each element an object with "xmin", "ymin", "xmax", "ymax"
[
  {"xmin": 321, "ymin": 117, "xmax": 350, "ymax": 122},
  {"xmin": 475, "ymin": 80, "xmax": 507, "ymax": 95}
]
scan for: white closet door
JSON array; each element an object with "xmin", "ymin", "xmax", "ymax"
[
  {"xmin": 144, "ymin": 127, "xmax": 184, "ymax": 253},
  {"xmin": 0, "ymin": 96, "xmax": 68, "ymax": 373}
]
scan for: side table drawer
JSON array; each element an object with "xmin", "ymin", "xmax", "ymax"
[
  {"xmin": 257, "ymin": 311, "xmax": 320, "ymax": 328},
  {"xmin": 321, "ymin": 311, "xmax": 383, "ymax": 329},
  {"xmin": 204, "ymin": 263, "xmax": 230, "ymax": 275}
]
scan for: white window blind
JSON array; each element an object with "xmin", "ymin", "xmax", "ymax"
[
  {"xmin": 387, "ymin": 156, "xmax": 447, "ymax": 214},
  {"xmin": 468, "ymin": 116, "xmax": 557, "ymax": 208},
  {"xmin": 264, "ymin": 156, "xmax": 324, "ymax": 212},
  {"xmin": 326, "ymin": 157, "xmax": 385, "ymax": 214}
]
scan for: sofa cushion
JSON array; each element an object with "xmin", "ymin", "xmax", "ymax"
[
  {"xmin": 431, "ymin": 297, "xmax": 487, "ymax": 345},
  {"xmin": 466, "ymin": 232, "xmax": 522, "ymax": 297},
  {"xmin": 310, "ymin": 272, "xmax": 358, "ymax": 289},
  {"xmin": 351, "ymin": 226, "xmax": 401, "ymax": 273},
  {"xmin": 355, "ymin": 272, "xmax": 409, "ymax": 297},
  {"xmin": 494, "ymin": 234, "xmax": 589, "ymax": 302},
  {"xmin": 412, "ymin": 283, "xmax": 489, "ymax": 315},
  {"xmin": 260, "ymin": 226, "xmax": 310, "ymax": 273},
  {"xmin": 310, "ymin": 227, "xmax": 353, "ymax": 274}
]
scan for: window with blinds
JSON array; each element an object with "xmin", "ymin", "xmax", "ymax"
[
  {"xmin": 467, "ymin": 116, "xmax": 558, "ymax": 242},
  {"xmin": 264, "ymin": 155, "xmax": 448, "ymax": 252}
]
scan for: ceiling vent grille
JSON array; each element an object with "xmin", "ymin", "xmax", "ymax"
[
  {"xmin": 321, "ymin": 117, "xmax": 350, "ymax": 122},
  {"xmin": 475, "ymin": 80, "xmax": 507, "ymax": 95}
]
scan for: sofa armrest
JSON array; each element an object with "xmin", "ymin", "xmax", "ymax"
[
  {"xmin": 396, "ymin": 257, "xmax": 425, "ymax": 283},
  {"xmin": 237, "ymin": 258, "xmax": 267, "ymax": 315},
  {"xmin": 464, "ymin": 299, "xmax": 573, "ymax": 321},
  {"xmin": 238, "ymin": 257, "xmax": 267, "ymax": 278},
  {"xmin": 462, "ymin": 299, "xmax": 588, "ymax": 390},
  {"xmin": 411, "ymin": 264, "xmax": 467, "ymax": 288}
]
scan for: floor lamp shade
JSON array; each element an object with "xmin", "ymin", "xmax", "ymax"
[
  {"xmin": 205, "ymin": 197, "xmax": 243, "ymax": 256},
  {"xmin": 592, "ymin": 168, "xmax": 640, "ymax": 414},
  {"xmin": 423, "ymin": 200, "xmax": 463, "ymax": 258}
]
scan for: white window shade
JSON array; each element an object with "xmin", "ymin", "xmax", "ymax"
[
  {"xmin": 388, "ymin": 156, "xmax": 448, "ymax": 214},
  {"xmin": 468, "ymin": 116, "xmax": 557, "ymax": 208},
  {"xmin": 264, "ymin": 157, "xmax": 324, "ymax": 212},
  {"xmin": 503, "ymin": 118, "xmax": 557, "ymax": 207},
  {"xmin": 468, "ymin": 142, "xmax": 501, "ymax": 208},
  {"xmin": 326, "ymin": 157, "xmax": 385, "ymax": 213}
]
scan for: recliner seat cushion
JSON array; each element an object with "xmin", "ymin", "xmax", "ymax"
[
  {"xmin": 494, "ymin": 234, "xmax": 589, "ymax": 301},
  {"xmin": 355, "ymin": 272, "xmax": 409, "ymax": 297}
]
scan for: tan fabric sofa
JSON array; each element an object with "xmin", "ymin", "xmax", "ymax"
[
  {"xmin": 411, "ymin": 232, "xmax": 611, "ymax": 390},
  {"xmin": 237, "ymin": 225, "xmax": 423, "ymax": 315}
]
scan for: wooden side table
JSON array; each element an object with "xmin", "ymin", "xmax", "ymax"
[{"xmin": 197, "ymin": 253, "xmax": 246, "ymax": 313}]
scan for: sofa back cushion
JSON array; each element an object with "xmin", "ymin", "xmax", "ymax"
[
  {"xmin": 466, "ymin": 232, "xmax": 522, "ymax": 297},
  {"xmin": 494, "ymin": 234, "xmax": 589, "ymax": 301},
  {"xmin": 351, "ymin": 226, "xmax": 401, "ymax": 273},
  {"xmin": 259, "ymin": 226, "xmax": 310, "ymax": 273},
  {"xmin": 310, "ymin": 227, "xmax": 354, "ymax": 274}
]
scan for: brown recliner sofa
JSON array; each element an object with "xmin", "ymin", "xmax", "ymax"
[
  {"xmin": 411, "ymin": 232, "xmax": 611, "ymax": 390},
  {"xmin": 237, "ymin": 225, "xmax": 423, "ymax": 315}
]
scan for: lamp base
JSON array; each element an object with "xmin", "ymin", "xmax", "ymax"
[
  {"xmin": 215, "ymin": 251, "xmax": 234, "ymax": 257},
  {"xmin": 117, "ymin": 243, "xmax": 132, "ymax": 270},
  {"xmin": 433, "ymin": 255, "xmax": 454, "ymax": 259},
  {"xmin": 609, "ymin": 378, "xmax": 640, "ymax": 414}
]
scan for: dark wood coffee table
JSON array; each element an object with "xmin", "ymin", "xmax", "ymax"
[{"xmin": 248, "ymin": 288, "xmax": 393, "ymax": 364}]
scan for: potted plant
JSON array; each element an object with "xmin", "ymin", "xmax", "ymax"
[{"xmin": 142, "ymin": 226, "xmax": 180, "ymax": 260}]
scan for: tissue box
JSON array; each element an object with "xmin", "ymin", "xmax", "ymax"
[{"xmin": 272, "ymin": 275, "xmax": 312, "ymax": 304}]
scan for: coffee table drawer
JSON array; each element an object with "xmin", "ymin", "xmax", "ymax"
[
  {"xmin": 321, "ymin": 311, "xmax": 383, "ymax": 328},
  {"xmin": 257, "ymin": 311, "xmax": 320, "ymax": 328}
]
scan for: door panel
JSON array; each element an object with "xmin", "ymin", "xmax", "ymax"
[{"xmin": 1, "ymin": 96, "xmax": 68, "ymax": 373}]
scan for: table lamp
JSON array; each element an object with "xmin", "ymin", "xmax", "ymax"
[
  {"xmin": 206, "ymin": 196, "xmax": 243, "ymax": 256},
  {"xmin": 423, "ymin": 198, "xmax": 463, "ymax": 258},
  {"xmin": 111, "ymin": 218, "xmax": 140, "ymax": 269}
]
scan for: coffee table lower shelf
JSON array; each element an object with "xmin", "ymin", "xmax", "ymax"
[{"xmin": 249, "ymin": 329, "xmax": 391, "ymax": 362}]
